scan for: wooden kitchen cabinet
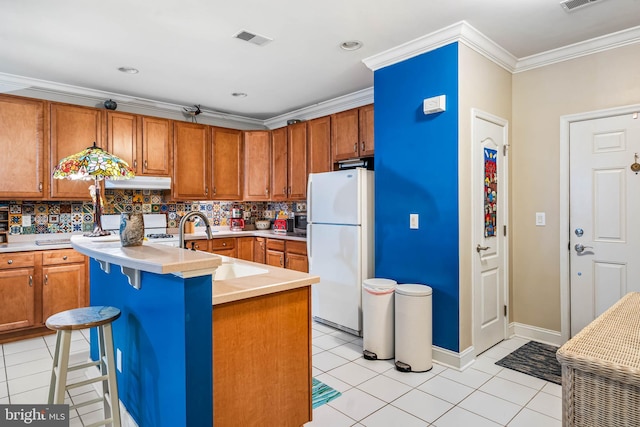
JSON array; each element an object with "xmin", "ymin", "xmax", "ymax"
[
  {"xmin": 266, "ymin": 238, "xmax": 285, "ymax": 268},
  {"xmin": 253, "ymin": 237, "xmax": 266, "ymax": 264},
  {"xmin": 285, "ymin": 240, "xmax": 308, "ymax": 273},
  {"xmin": 307, "ymin": 115, "xmax": 332, "ymax": 174},
  {"xmin": 243, "ymin": 131, "xmax": 271, "ymax": 201},
  {"xmin": 41, "ymin": 249, "xmax": 87, "ymax": 321},
  {"xmin": 0, "ymin": 95, "xmax": 46, "ymax": 199},
  {"xmin": 50, "ymin": 103, "xmax": 104, "ymax": 199},
  {"xmin": 0, "ymin": 252, "xmax": 36, "ymax": 333},
  {"xmin": 236, "ymin": 237, "xmax": 254, "ymax": 261},
  {"xmin": 271, "ymin": 127, "xmax": 288, "ymax": 200},
  {"xmin": 173, "ymin": 122, "xmax": 210, "ymax": 200},
  {"xmin": 212, "ymin": 127, "xmax": 243, "ymax": 200},
  {"xmin": 287, "ymin": 122, "xmax": 308, "ymax": 200},
  {"xmin": 211, "ymin": 237, "xmax": 236, "ymax": 258},
  {"xmin": 331, "ymin": 105, "xmax": 374, "ymax": 161},
  {"xmin": 186, "ymin": 239, "xmax": 209, "ymax": 252}
]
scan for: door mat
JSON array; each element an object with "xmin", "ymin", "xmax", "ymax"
[
  {"xmin": 495, "ymin": 341, "xmax": 562, "ymax": 385},
  {"xmin": 312, "ymin": 378, "xmax": 341, "ymax": 409}
]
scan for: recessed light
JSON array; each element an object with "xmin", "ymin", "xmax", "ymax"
[
  {"xmin": 340, "ymin": 40, "xmax": 363, "ymax": 51},
  {"xmin": 232, "ymin": 92, "xmax": 247, "ymax": 98},
  {"xmin": 118, "ymin": 67, "xmax": 139, "ymax": 74}
]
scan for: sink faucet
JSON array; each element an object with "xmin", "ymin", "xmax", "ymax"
[{"xmin": 178, "ymin": 211, "xmax": 213, "ymax": 249}]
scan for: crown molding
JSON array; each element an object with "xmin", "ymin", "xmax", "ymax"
[
  {"xmin": 362, "ymin": 21, "xmax": 517, "ymax": 73},
  {"xmin": 514, "ymin": 25, "xmax": 640, "ymax": 73},
  {"xmin": 0, "ymin": 72, "xmax": 265, "ymax": 129},
  {"xmin": 262, "ymin": 87, "xmax": 374, "ymax": 129}
]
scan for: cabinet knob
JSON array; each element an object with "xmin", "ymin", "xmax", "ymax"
[
  {"xmin": 354, "ymin": 143, "xmax": 357, "ymax": 153},
  {"xmin": 134, "ymin": 160, "xmax": 138, "ymax": 168},
  {"xmin": 44, "ymin": 274, "xmax": 48, "ymax": 285},
  {"xmin": 39, "ymin": 182, "xmax": 43, "ymax": 191},
  {"xmin": 7, "ymin": 259, "xmax": 12, "ymax": 264},
  {"xmin": 205, "ymin": 187, "xmax": 209, "ymax": 195},
  {"xmin": 213, "ymin": 187, "xmax": 217, "ymax": 196},
  {"xmin": 283, "ymin": 187, "xmax": 286, "ymax": 195},
  {"xmin": 265, "ymin": 188, "xmax": 269, "ymax": 196},
  {"xmin": 29, "ymin": 275, "xmax": 33, "ymax": 287},
  {"xmin": 280, "ymin": 255, "xmax": 283, "ymax": 266},
  {"xmin": 288, "ymin": 186, "xmax": 291, "ymax": 195},
  {"xmin": 144, "ymin": 160, "xmax": 148, "ymax": 168},
  {"xmin": 63, "ymin": 255, "xmax": 68, "ymax": 260},
  {"xmin": 361, "ymin": 142, "xmax": 365, "ymax": 151},
  {"xmin": 222, "ymin": 242, "xmax": 226, "ymax": 246}
]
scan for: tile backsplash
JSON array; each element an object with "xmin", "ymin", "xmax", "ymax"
[{"xmin": 6, "ymin": 189, "xmax": 307, "ymax": 235}]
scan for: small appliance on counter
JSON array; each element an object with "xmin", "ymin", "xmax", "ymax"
[
  {"xmin": 230, "ymin": 204, "xmax": 245, "ymax": 231},
  {"xmin": 273, "ymin": 218, "xmax": 293, "ymax": 234}
]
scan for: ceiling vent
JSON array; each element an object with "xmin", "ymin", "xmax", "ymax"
[
  {"xmin": 560, "ymin": 0, "xmax": 602, "ymax": 12},
  {"xmin": 233, "ymin": 30, "xmax": 273, "ymax": 47}
]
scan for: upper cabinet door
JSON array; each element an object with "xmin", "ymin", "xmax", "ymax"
[
  {"xmin": 331, "ymin": 108, "xmax": 359, "ymax": 162},
  {"xmin": 173, "ymin": 122, "xmax": 210, "ymax": 200},
  {"xmin": 307, "ymin": 116, "xmax": 332, "ymax": 174},
  {"xmin": 271, "ymin": 127, "xmax": 287, "ymax": 201},
  {"xmin": 359, "ymin": 104, "xmax": 374, "ymax": 157},
  {"xmin": 244, "ymin": 131, "xmax": 271, "ymax": 201},
  {"xmin": 141, "ymin": 116, "xmax": 172, "ymax": 176},
  {"xmin": 106, "ymin": 111, "xmax": 137, "ymax": 171},
  {"xmin": 287, "ymin": 122, "xmax": 307, "ymax": 200},
  {"xmin": 211, "ymin": 127, "xmax": 243, "ymax": 200},
  {"xmin": 0, "ymin": 95, "xmax": 46, "ymax": 199},
  {"xmin": 50, "ymin": 104, "xmax": 104, "ymax": 199}
]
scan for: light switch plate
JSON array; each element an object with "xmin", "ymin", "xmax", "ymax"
[
  {"xmin": 22, "ymin": 215, "xmax": 31, "ymax": 227},
  {"xmin": 410, "ymin": 214, "xmax": 419, "ymax": 229},
  {"xmin": 535, "ymin": 212, "xmax": 546, "ymax": 226}
]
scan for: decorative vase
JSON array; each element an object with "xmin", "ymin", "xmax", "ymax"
[
  {"xmin": 120, "ymin": 213, "xmax": 144, "ymax": 247},
  {"xmin": 104, "ymin": 99, "xmax": 118, "ymax": 110}
]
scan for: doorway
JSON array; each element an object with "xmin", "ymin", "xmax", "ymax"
[
  {"xmin": 560, "ymin": 104, "xmax": 640, "ymax": 341},
  {"xmin": 472, "ymin": 109, "xmax": 509, "ymax": 355}
]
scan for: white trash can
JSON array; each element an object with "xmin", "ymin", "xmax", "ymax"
[
  {"xmin": 395, "ymin": 284, "xmax": 433, "ymax": 372},
  {"xmin": 362, "ymin": 278, "xmax": 397, "ymax": 360}
]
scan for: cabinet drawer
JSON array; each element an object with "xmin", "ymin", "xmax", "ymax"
[
  {"xmin": 0, "ymin": 252, "xmax": 35, "ymax": 270},
  {"xmin": 211, "ymin": 238, "xmax": 235, "ymax": 250},
  {"xmin": 42, "ymin": 249, "xmax": 85, "ymax": 265},
  {"xmin": 187, "ymin": 239, "xmax": 210, "ymax": 252},
  {"xmin": 266, "ymin": 238, "xmax": 285, "ymax": 251},
  {"xmin": 286, "ymin": 240, "xmax": 307, "ymax": 256}
]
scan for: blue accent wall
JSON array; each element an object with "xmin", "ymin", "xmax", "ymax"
[
  {"xmin": 374, "ymin": 43, "xmax": 460, "ymax": 352},
  {"xmin": 89, "ymin": 261, "xmax": 213, "ymax": 426}
]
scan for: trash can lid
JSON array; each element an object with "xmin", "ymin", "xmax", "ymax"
[
  {"xmin": 395, "ymin": 284, "xmax": 432, "ymax": 296},
  {"xmin": 363, "ymin": 278, "xmax": 397, "ymax": 292}
]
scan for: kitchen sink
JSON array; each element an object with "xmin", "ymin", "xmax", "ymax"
[{"xmin": 213, "ymin": 261, "xmax": 268, "ymax": 281}]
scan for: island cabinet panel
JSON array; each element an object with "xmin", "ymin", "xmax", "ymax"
[
  {"xmin": 287, "ymin": 122, "xmax": 308, "ymax": 200},
  {"xmin": 307, "ymin": 115, "xmax": 332, "ymax": 174},
  {"xmin": 211, "ymin": 127, "xmax": 243, "ymax": 200},
  {"xmin": 140, "ymin": 116, "xmax": 172, "ymax": 176},
  {"xmin": 213, "ymin": 286, "xmax": 312, "ymax": 427},
  {"xmin": 50, "ymin": 103, "xmax": 104, "ymax": 199},
  {"xmin": 270, "ymin": 127, "xmax": 288, "ymax": 200},
  {"xmin": 173, "ymin": 122, "xmax": 210, "ymax": 200},
  {"xmin": 0, "ymin": 95, "xmax": 46, "ymax": 199},
  {"xmin": 243, "ymin": 131, "xmax": 271, "ymax": 201}
]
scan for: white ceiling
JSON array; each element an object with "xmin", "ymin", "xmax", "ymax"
[{"xmin": 1, "ymin": 0, "xmax": 639, "ymax": 121}]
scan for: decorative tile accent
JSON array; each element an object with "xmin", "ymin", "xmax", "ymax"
[
  {"xmin": 10, "ymin": 215, "xmax": 21, "ymax": 225},
  {"xmin": 48, "ymin": 214, "xmax": 59, "ymax": 223},
  {"xmin": 10, "ymin": 205, "xmax": 22, "ymax": 214},
  {"xmin": 72, "ymin": 203, "xmax": 83, "ymax": 213}
]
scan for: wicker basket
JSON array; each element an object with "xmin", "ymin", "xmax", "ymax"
[{"xmin": 556, "ymin": 292, "xmax": 640, "ymax": 427}]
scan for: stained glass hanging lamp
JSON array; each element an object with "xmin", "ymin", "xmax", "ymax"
[{"xmin": 53, "ymin": 142, "xmax": 134, "ymax": 236}]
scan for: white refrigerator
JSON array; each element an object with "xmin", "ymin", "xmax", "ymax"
[{"xmin": 307, "ymin": 168, "xmax": 374, "ymax": 336}]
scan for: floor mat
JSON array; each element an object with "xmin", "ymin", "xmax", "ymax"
[
  {"xmin": 495, "ymin": 341, "xmax": 562, "ymax": 385},
  {"xmin": 312, "ymin": 377, "xmax": 342, "ymax": 409}
]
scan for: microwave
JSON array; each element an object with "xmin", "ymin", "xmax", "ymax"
[{"xmin": 293, "ymin": 212, "xmax": 307, "ymax": 235}]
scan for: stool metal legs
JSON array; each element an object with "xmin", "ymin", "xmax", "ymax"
[{"xmin": 48, "ymin": 325, "xmax": 121, "ymax": 427}]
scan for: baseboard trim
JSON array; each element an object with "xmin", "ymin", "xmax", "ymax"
[
  {"xmin": 433, "ymin": 345, "xmax": 475, "ymax": 371},
  {"xmin": 509, "ymin": 322, "xmax": 563, "ymax": 347}
]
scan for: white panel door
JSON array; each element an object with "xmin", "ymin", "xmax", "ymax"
[
  {"xmin": 308, "ymin": 170, "xmax": 360, "ymax": 225},
  {"xmin": 472, "ymin": 110, "xmax": 508, "ymax": 355},
  {"xmin": 309, "ymin": 223, "xmax": 362, "ymax": 333},
  {"xmin": 569, "ymin": 113, "xmax": 640, "ymax": 336}
]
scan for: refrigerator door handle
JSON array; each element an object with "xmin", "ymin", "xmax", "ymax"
[
  {"xmin": 307, "ymin": 174, "xmax": 313, "ymax": 223},
  {"xmin": 306, "ymin": 225, "xmax": 312, "ymax": 267}
]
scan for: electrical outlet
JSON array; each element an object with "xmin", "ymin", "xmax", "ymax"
[
  {"xmin": 410, "ymin": 214, "xmax": 419, "ymax": 229},
  {"xmin": 117, "ymin": 348, "xmax": 122, "ymax": 372}
]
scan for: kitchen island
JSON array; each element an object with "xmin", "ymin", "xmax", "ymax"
[{"xmin": 70, "ymin": 235, "xmax": 319, "ymax": 427}]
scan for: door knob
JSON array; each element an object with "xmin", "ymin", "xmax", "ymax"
[
  {"xmin": 476, "ymin": 244, "xmax": 489, "ymax": 253},
  {"xmin": 574, "ymin": 243, "xmax": 593, "ymax": 254}
]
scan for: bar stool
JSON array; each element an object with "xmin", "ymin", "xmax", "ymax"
[{"xmin": 46, "ymin": 306, "xmax": 122, "ymax": 427}]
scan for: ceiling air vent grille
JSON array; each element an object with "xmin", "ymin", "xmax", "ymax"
[
  {"xmin": 560, "ymin": 0, "xmax": 602, "ymax": 12},
  {"xmin": 233, "ymin": 30, "xmax": 273, "ymax": 46}
]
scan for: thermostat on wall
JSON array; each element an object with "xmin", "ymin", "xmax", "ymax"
[{"xmin": 423, "ymin": 95, "xmax": 446, "ymax": 114}]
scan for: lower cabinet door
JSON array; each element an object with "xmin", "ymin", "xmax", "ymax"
[
  {"xmin": 42, "ymin": 264, "xmax": 86, "ymax": 321},
  {"xmin": 0, "ymin": 268, "xmax": 35, "ymax": 332},
  {"xmin": 286, "ymin": 253, "xmax": 309, "ymax": 273},
  {"xmin": 266, "ymin": 250, "xmax": 284, "ymax": 268}
]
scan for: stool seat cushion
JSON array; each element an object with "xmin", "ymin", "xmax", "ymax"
[{"xmin": 46, "ymin": 306, "xmax": 121, "ymax": 331}]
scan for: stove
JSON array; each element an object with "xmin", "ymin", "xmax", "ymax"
[
  {"xmin": 146, "ymin": 233, "xmax": 175, "ymax": 239},
  {"xmin": 101, "ymin": 214, "xmax": 181, "ymax": 247}
]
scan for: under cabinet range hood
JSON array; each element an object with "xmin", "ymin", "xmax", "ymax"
[{"xmin": 105, "ymin": 176, "xmax": 171, "ymax": 190}]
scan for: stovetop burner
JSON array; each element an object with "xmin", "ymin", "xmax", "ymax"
[{"xmin": 146, "ymin": 233, "xmax": 174, "ymax": 239}]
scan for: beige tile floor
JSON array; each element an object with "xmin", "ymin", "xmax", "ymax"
[{"xmin": 0, "ymin": 324, "xmax": 562, "ymax": 427}]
